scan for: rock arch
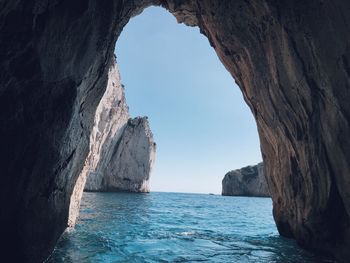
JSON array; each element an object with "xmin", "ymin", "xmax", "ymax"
[{"xmin": 0, "ymin": 0, "xmax": 349, "ymax": 262}]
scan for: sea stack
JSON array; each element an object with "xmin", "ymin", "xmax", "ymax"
[
  {"xmin": 222, "ymin": 163, "xmax": 270, "ymax": 197},
  {"xmin": 81, "ymin": 56, "xmax": 156, "ymax": 193},
  {"xmin": 85, "ymin": 116, "xmax": 156, "ymax": 192}
]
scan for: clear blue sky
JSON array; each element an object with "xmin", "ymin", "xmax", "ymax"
[{"xmin": 115, "ymin": 7, "xmax": 261, "ymax": 194}]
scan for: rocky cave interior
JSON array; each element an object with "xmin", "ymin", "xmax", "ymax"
[{"xmin": 1, "ymin": 0, "xmax": 350, "ymax": 262}]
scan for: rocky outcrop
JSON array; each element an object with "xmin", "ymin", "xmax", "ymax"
[
  {"xmin": 69, "ymin": 57, "xmax": 155, "ymax": 226},
  {"xmin": 1, "ymin": 0, "xmax": 350, "ymax": 262},
  {"xmin": 68, "ymin": 56, "xmax": 129, "ymax": 227},
  {"xmin": 222, "ymin": 163, "xmax": 269, "ymax": 197},
  {"xmin": 84, "ymin": 117, "xmax": 156, "ymax": 192}
]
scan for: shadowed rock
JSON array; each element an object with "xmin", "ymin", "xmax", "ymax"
[{"xmin": 222, "ymin": 163, "xmax": 270, "ymax": 197}]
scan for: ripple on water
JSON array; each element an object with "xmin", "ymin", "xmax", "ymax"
[{"xmin": 48, "ymin": 192, "xmax": 333, "ymax": 263}]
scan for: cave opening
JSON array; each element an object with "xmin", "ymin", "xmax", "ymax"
[
  {"xmin": 115, "ymin": 6, "xmax": 262, "ymax": 194},
  {"xmin": 2, "ymin": 1, "xmax": 348, "ymax": 262},
  {"xmin": 55, "ymin": 6, "xmax": 310, "ymax": 263}
]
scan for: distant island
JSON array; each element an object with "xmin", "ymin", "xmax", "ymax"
[{"xmin": 222, "ymin": 163, "xmax": 270, "ymax": 197}]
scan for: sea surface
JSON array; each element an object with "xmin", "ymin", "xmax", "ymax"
[{"xmin": 48, "ymin": 192, "xmax": 332, "ymax": 262}]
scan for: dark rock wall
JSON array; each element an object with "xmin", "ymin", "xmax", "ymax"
[{"xmin": 0, "ymin": 0, "xmax": 349, "ymax": 262}]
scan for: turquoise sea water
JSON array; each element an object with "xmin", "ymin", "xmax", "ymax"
[{"xmin": 48, "ymin": 192, "xmax": 331, "ymax": 262}]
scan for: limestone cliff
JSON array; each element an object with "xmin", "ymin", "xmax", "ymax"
[
  {"xmin": 68, "ymin": 56, "xmax": 129, "ymax": 226},
  {"xmin": 1, "ymin": 0, "xmax": 350, "ymax": 262},
  {"xmin": 85, "ymin": 117, "xmax": 156, "ymax": 192},
  {"xmin": 222, "ymin": 163, "xmax": 270, "ymax": 197},
  {"xmin": 69, "ymin": 58, "xmax": 155, "ymax": 226}
]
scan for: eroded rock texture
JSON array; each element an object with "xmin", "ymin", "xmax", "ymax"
[
  {"xmin": 84, "ymin": 117, "xmax": 156, "ymax": 193},
  {"xmin": 68, "ymin": 56, "xmax": 129, "ymax": 227},
  {"xmin": 1, "ymin": 0, "xmax": 350, "ymax": 262},
  {"xmin": 222, "ymin": 163, "xmax": 269, "ymax": 197}
]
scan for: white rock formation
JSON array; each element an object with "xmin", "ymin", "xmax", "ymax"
[
  {"xmin": 85, "ymin": 117, "xmax": 156, "ymax": 192},
  {"xmin": 68, "ymin": 57, "xmax": 155, "ymax": 226}
]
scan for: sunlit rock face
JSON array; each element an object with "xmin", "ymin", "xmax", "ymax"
[
  {"xmin": 222, "ymin": 163, "xmax": 269, "ymax": 197},
  {"xmin": 69, "ymin": 57, "xmax": 155, "ymax": 227},
  {"xmin": 1, "ymin": 0, "xmax": 350, "ymax": 262},
  {"xmin": 68, "ymin": 56, "xmax": 129, "ymax": 227},
  {"xmin": 84, "ymin": 117, "xmax": 156, "ymax": 193}
]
